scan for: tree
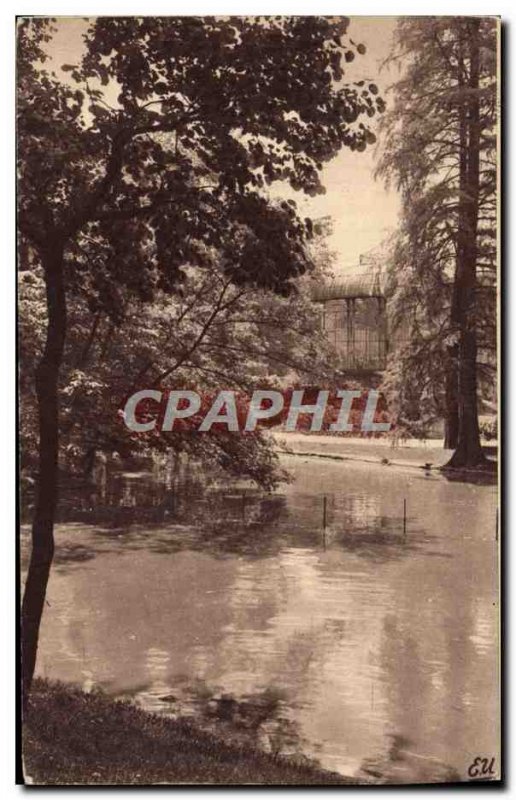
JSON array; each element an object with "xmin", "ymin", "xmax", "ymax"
[
  {"xmin": 19, "ymin": 253, "xmax": 340, "ymax": 489},
  {"xmin": 18, "ymin": 15, "xmax": 383, "ymax": 700},
  {"xmin": 376, "ymin": 17, "xmax": 497, "ymax": 460}
]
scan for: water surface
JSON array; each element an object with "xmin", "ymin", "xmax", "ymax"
[{"xmin": 23, "ymin": 455, "xmax": 499, "ymax": 781}]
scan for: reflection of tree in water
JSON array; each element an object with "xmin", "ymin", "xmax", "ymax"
[
  {"xmin": 22, "ymin": 455, "xmax": 448, "ymax": 566},
  {"xmin": 356, "ymin": 733, "xmax": 460, "ymax": 784},
  {"xmin": 20, "ymin": 539, "xmax": 98, "ymax": 571},
  {"xmin": 441, "ymin": 468, "xmax": 496, "ymax": 487},
  {"xmin": 292, "ymin": 492, "xmax": 442, "ymax": 564},
  {"xmin": 157, "ymin": 681, "xmax": 313, "ymax": 763}
]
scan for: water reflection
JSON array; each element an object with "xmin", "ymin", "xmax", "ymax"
[
  {"xmin": 356, "ymin": 734, "xmax": 461, "ymax": 784},
  {"xmin": 23, "ymin": 454, "xmax": 499, "ymax": 782}
]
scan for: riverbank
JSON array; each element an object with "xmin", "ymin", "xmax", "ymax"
[
  {"xmin": 272, "ymin": 432, "xmax": 497, "ymax": 473},
  {"xmin": 22, "ymin": 680, "xmax": 355, "ymax": 786}
]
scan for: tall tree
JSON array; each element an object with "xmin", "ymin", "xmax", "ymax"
[
  {"xmin": 377, "ymin": 17, "xmax": 497, "ymax": 461},
  {"xmin": 18, "ymin": 16, "xmax": 383, "ymax": 700}
]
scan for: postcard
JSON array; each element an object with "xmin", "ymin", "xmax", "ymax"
[{"xmin": 18, "ymin": 15, "xmax": 500, "ymax": 785}]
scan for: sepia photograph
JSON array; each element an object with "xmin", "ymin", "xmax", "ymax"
[{"xmin": 17, "ymin": 13, "xmax": 500, "ymax": 786}]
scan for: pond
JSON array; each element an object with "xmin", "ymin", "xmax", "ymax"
[{"xmin": 21, "ymin": 454, "xmax": 499, "ymax": 782}]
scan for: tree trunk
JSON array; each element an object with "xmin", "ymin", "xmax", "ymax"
[
  {"xmin": 21, "ymin": 239, "xmax": 66, "ymax": 706},
  {"xmin": 448, "ymin": 328, "xmax": 484, "ymax": 466},
  {"xmin": 444, "ymin": 345, "xmax": 459, "ymax": 449},
  {"xmin": 445, "ymin": 20, "xmax": 486, "ymax": 469}
]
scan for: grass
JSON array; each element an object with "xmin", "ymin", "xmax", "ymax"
[{"xmin": 23, "ymin": 679, "xmax": 356, "ymax": 786}]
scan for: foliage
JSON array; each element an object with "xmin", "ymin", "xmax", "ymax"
[
  {"xmin": 19, "ymin": 16, "xmax": 383, "ymax": 308},
  {"xmin": 19, "ymin": 255, "xmax": 344, "ymax": 487},
  {"xmin": 478, "ymin": 415, "xmax": 497, "ymax": 442}
]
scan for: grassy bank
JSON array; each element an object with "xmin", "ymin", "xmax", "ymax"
[{"xmin": 23, "ymin": 680, "xmax": 355, "ymax": 786}]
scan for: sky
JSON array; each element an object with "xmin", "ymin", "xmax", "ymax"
[
  {"xmin": 42, "ymin": 16, "xmax": 401, "ymax": 276},
  {"xmin": 274, "ymin": 16, "xmax": 401, "ymax": 273}
]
